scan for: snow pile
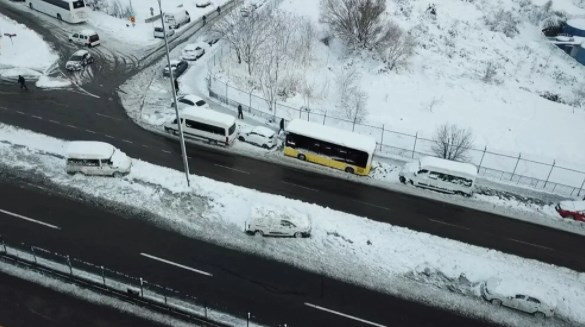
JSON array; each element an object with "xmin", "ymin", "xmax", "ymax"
[
  {"xmin": 0, "ymin": 14, "xmax": 58, "ymax": 80},
  {"xmin": 0, "ymin": 123, "xmax": 584, "ymax": 326}
]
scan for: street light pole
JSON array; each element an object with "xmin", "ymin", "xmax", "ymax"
[{"xmin": 158, "ymin": 0, "xmax": 191, "ymax": 187}]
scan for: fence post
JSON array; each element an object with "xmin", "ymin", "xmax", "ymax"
[
  {"xmin": 544, "ymin": 160, "xmax": 556, "ymax": 189},
  {"xmin": 205, "ymin": 305, "xmax": 208, "ymax": 318},
  {"xmin": 31, "ymin": 246, "xmax": 37, "ymax": 264},
  {"xmin": 579, "ymin": 177, "xmax": 585, "ymax": 198},
  {"xmin": 411, "ymin": 132, "xmax": 418, "ymax": 159},
  {"xmin": 101, "ymin": 265, "xmax": 106, "ymax": 286},
  {"xmin": 380, "ymin": 124, "xmax": 384, "ymax": 151},
  {"xmin": 247, "ymin": 312, "xmax": 251, "ymax": 327},
  {"xmin": 298, "ymin": 106, "xmax": 302, "ymax": 119},
  {"xmin": 66, "ymin": 255, "xmax": 73, "ymax": 275},
  {"xmin": 510, "ymin": 153, "xmax": 521, "ymax": 181},
  {"xmin": 323, "ymin": 111, "xmax": 327, "ymax": 125},
  {"xmin": 164, "ymin": 287, "xmax": 167, "ymax": 305},
  {"xmin": 225, "ymin": 82, "xmax": 228, "ymax": 104},
  {"xmin": 478, "ymin": 146, "xmax": 487, "ymax": 169},
  {"xmin": 140, "ymin": 277, "xmax": 144, "ymax": 297},
  {"xmin": 352, "ymin": 117, "xmax": 357, "ymax": 131}
]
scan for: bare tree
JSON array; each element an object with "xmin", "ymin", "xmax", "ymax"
[
  {"xmin": 336, "ymin": 68, "xmax": 368, "ymax": 122},
  {"xmin": 376, "ymin": 21, "xmax": 415, "ymax": 71},
  {"xmin": 431, "ymin": 124, "xmax": 473, "ymax": 161},
  {"xmin": 320, "ymin": 0, "xmax": 387, "ymax": 48}
]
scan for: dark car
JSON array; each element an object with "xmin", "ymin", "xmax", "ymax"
[{"xmin": 163, "ymin": 60, "xmax": 188, "ymax": 78}]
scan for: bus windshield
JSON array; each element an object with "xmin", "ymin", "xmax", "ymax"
[{"xmin": 72, "ymin": 0, "xmax": 85, "ymax": 9}]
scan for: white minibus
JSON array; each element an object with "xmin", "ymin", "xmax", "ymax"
[
  {"xmin": 163, "ymin": 107, "xmax": 238, "ymax": 146},
  {"xmin": 399, "ymin": 156, "xmax": 478, "ymax": 196},
  {"xmin": 66, "ymin": 141, "xmax": 132, "ymax": 177},
  {"xmin": 26, "ymin": 0, "xmax": 88, "ymax": 23}
]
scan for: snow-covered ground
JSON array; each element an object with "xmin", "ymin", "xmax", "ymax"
[
  {"xmin": 209, "ymin": 0, "xmax": 585, "ymax": 185},
  {"xmin": 0, "ymin": 13, "xmax": 68, "ymax": 87},
  {"xmin": 0, "ymin": 123, "xmax": 584, "ymax": 326}
]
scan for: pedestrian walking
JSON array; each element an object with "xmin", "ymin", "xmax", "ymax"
[
  {"xmin": 17, "ymin": 75, "xmax": 28, "ymax": 91},
  {"xmin": 279, "ymin": 118, "xmax": 285, "ymax": 135},
  {"xmin": 237, "ymin": 104, "xmax": 244, "ymax": 119},
  {"xmin": 217, "ymin": 6, "xmax": 221, "ymax": 14},
  {"xmin": 174, "ymin": 78, "xmax": 179, "ymax": 95}
]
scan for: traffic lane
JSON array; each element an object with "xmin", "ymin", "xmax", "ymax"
[
  {"xmin": 0, "ymin": 180, "xmax": 493, "ymax": 327},
  {"xmin": 0, "ymin": 270, "xmax": 163, "ymax": 327}
]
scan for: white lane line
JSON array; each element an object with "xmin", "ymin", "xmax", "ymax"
[
  {"xmin": 85, "ymin": 129, "xmax": 97, "ymax": 134},
  {"xmin": 32, "ymin": 115, "xmax": 43, "ymax": 120},
  {"xmin": 508, "ymin": 238, "xmax": 553, "ymax": 251},
  {"xmin": 281, "ymin": 180, "xmax": 319, "ymax": 192},
  {"xmin": 428, "ymin": 218, "xmax": 471, "ymax": 231},
  {"xmin": 140, "ymin": 253, "xmax": 213, "ymax": 277},
  {"xmin": 0, "ymin": 208, "xmax": 60, "ymax": 230},
  {"xmin": 354, "ymin": 200, "xmax": 391, "ymax": 211},
  {"xmin": 66, "ymin": 124, "xmax": 77, "ymax": 129},
  {"xmin": 49, "ymin": 119, "xmax": 61, "ymax": 125},
  {"xmin": 96, "ymin": 112, "xmax": 121, "ymax": 121},
  {"xmin": 304, "ymin": 303, "xmax": 386, "ymax": 327},
  {"xmin": 122, "ymin": 139, "xmax": 133, "ymax": 144},
  {"xmin": 161, "ymin": 149, "xmax": 172, "ymax": 154},
  {"xmin": 214, "ymin": 164, "xmax": 250, "ymax": 175},
  {"xmin": 16, "ymin": 111, "xmax": 25, "ymax": 115},
  {"xmin": 141, "ymin": 144, "xmax": 150, "ymax": 148},
  {"xmin": 104, "ymin": 134, "xmax": 115, "ymax": 139}
]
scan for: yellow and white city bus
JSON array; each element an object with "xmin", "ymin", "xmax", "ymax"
[{"xmin": 283, "ymin": 119, "xmax": 377, "ymax": 176}]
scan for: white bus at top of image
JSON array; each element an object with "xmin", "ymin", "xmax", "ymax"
[
  {"xmin": 163, "ymin": 107, "xmax": 238, "ymax": 146},
  {"xmin": 26, "ymin": 0, "xmax": 89, "ymax": 24}
]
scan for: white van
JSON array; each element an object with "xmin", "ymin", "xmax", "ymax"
[
  {"xmin": 245, "ymin": 206, "xmax": 311, "ymax": 238},
  {"xmin": 163, "ymin": 10, "xmax": 191, "ymax": 29},
  {"xmin": 399, "ymin": 156, "xmax": 478, "ymax": 196},
  {"xmin": 153, "ymin": 24, "xmax": 175, "ymax": 38},
  {"xmin": 163, "ymin": 107, "xmax": 238, "ymax": 146},
  {"xmin": 66, "ymin": 141, "xmax": 132, "ymax": 177},
  {"xmin": 68, "ymin": 29, "xmax": 100, "ymax": 47}
]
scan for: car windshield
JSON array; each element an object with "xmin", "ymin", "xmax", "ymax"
[
  {"xmin": 70, "ymin": 55, "xmax": 83, "ymax": 61},
  {"xmin": 89, "ymin": 35, "xmax": 99, "ymax": 42}
]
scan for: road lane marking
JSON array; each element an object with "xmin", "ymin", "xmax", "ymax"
[
  {"xmin": 0, "ymin": 208, "xmax": 60, "ymax": 230},
  {"xmin": 428, "ymin": 218, "xmax": 471, "ymax": 231},
  {"xmin": 49, "ymin": 119, "xmax": 61, "ymax": 125},
  {"xmin": 32, "ymin": 115, "xmax": 43, "ymax": 120},
  {"xmin": 16, "ymin": 111, "xmax": 25, "ymax": 115},
  {"xmin": 354, "ymin": 200, "xmax": 391, "ymax": 211},
  {"xmin": 214, "ymin": 164, "xmax": 250, "ymax": 175},
  {"xmin": 140, "ymin": 253, "xmax": 213, "ymax": 277},
  {"xmin": 96, "ymin": 112, "xmax": 122, "ymax": 121},
  {"xmin": 104, "ymin": 134, "xmax": 115, "ymax": 139},
  {"xmin": 304, "ymin": 303, "xmax": 386, "ymax": 327},
  {"xmin": 122, "ymin": 139, "xmax": 133, "ymax": 144},
  {"xmin": 281, "ymin": 180, "xmax": 319, "ymax": 192},
  {"xmin": 85, "ymin": 129, "xmax": 96, "ymax": 134},
  {"xmin": 508, "ymin": 238, "xmax": 553, "ymax": 251},
  {"xmin": 161, "ymin": 149, "xmax": 172, "ymax": 154},
  {"xmin": 141, "ymin": 144, "xmax": 150, "ymax": 148},
  {"xmin": 66, "ymin": 124, "xmax": 77, "ymax": 129}
]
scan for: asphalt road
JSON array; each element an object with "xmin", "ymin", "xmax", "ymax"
[
  {"xmin": 0, "ymin": 178, "xmax": 495, "ymax": 327},
  {"xmin": 0, "ymin": 269, "xmax": 164, "ymax": 327}
]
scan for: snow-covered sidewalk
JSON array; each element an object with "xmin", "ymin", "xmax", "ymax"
[{"xmin": 0, "ymin": 123, "xmax": 584, "ymax": 327}]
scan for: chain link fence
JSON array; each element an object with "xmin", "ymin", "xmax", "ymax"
[{"xmin": 208, "ymin": 75, "xmax": 585, "ymax": 198}]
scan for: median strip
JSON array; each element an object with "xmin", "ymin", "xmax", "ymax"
[
  {"xmin": 304, "ymin": 302, "xmax": 386, "ymax": 327},
  {"xmin": 140, "ymin": 253, "xmax": 213, "ymax": 277},
  {"xmin": 0, "ymin": 208, "xmax": 60, "ymax": 230}
]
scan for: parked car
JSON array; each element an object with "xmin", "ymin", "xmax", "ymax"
[
  {"xmin": 171, "ymin": 94, "xmax": 210, "ymax": 110},
  {"xmin": 163, "ymin": 10, "xmax": 190, "ymax": 29},
  {"xmin": 399, "ymin": 156, "xmax": 477, "ymax": 196},
  {"xmin": 181, "ymin": 43, "xmax": 206, "ymax": 61},
  {"xmin": 245, "ymin": 206, "xmax": 311, "ymax": 238},
  {"xmin": 196, "ymin": 0, "xmax": 211, "ymax": 8},
  {"xmin": 68, "ymin": 29, "xmax": 100, "ymax": 47},
  {"xmin": 555, "ymin": 200, "xmax": 585, "ymax": 222},
  {"xmin": 66, "ymin": 141, "xmax": 132, "ymax": 177},
  {"xmin": 238, "ymin": 126, "xmax": 277, "ymax": 149},
  {"xmin": 163, "ymin": 60, "xmax": 188, "ymax": 77},
  {"xmin": 199, "ymin": 33, "xmax": 220, "ymax": 46},
  {"xmin": 480, "ymin": 278, "xmax": 554, "ymax": 318},
  {"xmin": 65, "ymin": 50, "xmax": 94, "ymax": 71},
  {"xmin": 153, "ymin": 24, "xmax": 175, "ymax": 38}
]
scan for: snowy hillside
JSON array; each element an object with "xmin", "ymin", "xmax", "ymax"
[{"xmin": 211, "ymin": 0, "xmax": 585, "ymax": 173}]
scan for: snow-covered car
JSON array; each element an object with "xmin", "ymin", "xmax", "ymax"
[
  {"xmin": 245, "ymin": 206, "xmax": 311, "ymax": 238},
  {"xmin": 65, "ymin": 49, "xmax": 94, "ymax": 71},
  {"xmin": 199, "ymin": 33, "xmax": 220, "ymax": 46},
  {"xmin": 181, "ymin": 43, "xmax": 206, "ymax": 61},
  {"xmin": 68, "ymin": 29, "xmax": 100, "ymax": 47},
  {"xmin": 171, "ymin": 94, "xmax": 210, "ymax": 110},
  {"xmin": 196, "ymin": 0, "xmax": 211, "ymax": 8},
  {"xmin": 163, "ymin": 60, "xmax": 188, "ymax": 77},
  {"xmin": 153, "ymin": 25, "xmax": 175, "ymax": 38},
  {"xmin": 66, "ymin": 141, "xmax": 132, "ymax": 177},
  {"xmin": 238, "ymin": 126, "xmax": 277, "ymax": 149},
  {"xmin": 555, "ymin": 200, "xmax": 585, "ymax": 222},
  {"xmin": 480, "ymin": 278, "xmax": 555, "ymax": 318}
]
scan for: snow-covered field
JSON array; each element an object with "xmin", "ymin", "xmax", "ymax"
[
  {"xmin": 1, "ymin": 123, "xmax": 584, "ymax": 326},
  {"xmin": 209, "ymin": 0, "xmax": 585, "ymax": 183}
]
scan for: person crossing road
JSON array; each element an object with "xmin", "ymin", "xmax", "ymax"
[{"xmin": 17, "ymin": 75, "xmax": 28, "ymax": 91}]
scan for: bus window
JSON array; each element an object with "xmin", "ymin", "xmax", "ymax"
[{"xmin": 309, "ymin": 141, "xmax": 321, "ymax": 153}]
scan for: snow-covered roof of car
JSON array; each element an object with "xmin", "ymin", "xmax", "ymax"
[
  {"xmin": 80, "ymin": 29, "xmax": 97, "ymax": 35},
  {"xmin": 183, "ymin": 44, "xmax": 199, "ymax": 51},
  {"xmin": 252, "ymin": 126, "xmax": 275, "ymax": 138},
  {"xmin": 66, "ymin": 141, "xmax": 115, "ymax": 160},
  {"xmin": 168, "ymin": 59, "xmax": 180, "ymax": 65},
  {"xmin": 251, "ymin": 205, "xmax": 310, "ymax": 228},
  {"xmin": 419, "ymin": 156, "xmax": 477, "ymax": 178},
  {"xmin": 182, "ymin": 107, "xmax": 235, "ymax": 127},
  {"xmin": 286, "ymin": 119, "xmax": 377, "ymax": 155},
  {"xmin": 559, "ymin": 200, "xmax": 585, "ymax": 212},
  {"xmin": 180, "ymin": 94, "xmax": 205, "ymax": 104},
  {"xmin": 72, "ymin": 49, "xmax": 89, "ymax": 56},
  {"xmin": 485, "ymin": 278, "xmax": 556, "ymax": 306}
]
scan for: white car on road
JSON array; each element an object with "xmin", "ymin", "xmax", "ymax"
[
  {"xmin": 480, "ymin": 278, "xmax": 555, "ymax": 318},
  {"xmin": 171, "ymin": 94, "xmax": 210, "ymax": 110},
  {"xmin": 181, "ymin": 43, "xmax": 207, "ymax": 61},
  {"xmin": 238, "ymin": 126, "xmax": 277, "ymax": 149},
  {"xmin": 245, "ymin": 206, "xmax": 311, "ymax": 238}
]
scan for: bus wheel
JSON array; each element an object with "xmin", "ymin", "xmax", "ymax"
[
  {"xmin": 345, "ymin": 167, "xmax": 355, "ymax": 174},
  {"xmin": 57, "ymin": 14, "xmax": 62, "ymax": 21},
  {"xmin": 399, "ymin": 176, "xmax": 406, "ymax": 184},
  {"xmin": 298, "ymin": 154, "xmax": 306, "ymax": 161}
]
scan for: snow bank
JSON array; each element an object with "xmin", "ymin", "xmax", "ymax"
[{"xmin": 0, "ymin": 123, "xmax": 584, "ymax": 326}]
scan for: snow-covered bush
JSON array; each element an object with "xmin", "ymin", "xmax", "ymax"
[
  {"xmin": 431, "ymin": 124, "xmax": 473, "ymax": 161},
  {"xmin": 484, "ymin": 9, "xmax": 520, "ymax": 38},
  {"xmin": 375, "ymin": 21, "xmax": 415, "ymax": 71},
  {"xmin": 335, "ymin": 68, "xmax": 369, "ymax": 123}
]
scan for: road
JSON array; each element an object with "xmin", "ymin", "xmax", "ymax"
[
  {"xmin": 0, "ymin": 269, "xmax": 164, "ymax": 327},
  {"xmin": 0, "ymin": 177, "xmax": 495, "ymax": 327}
]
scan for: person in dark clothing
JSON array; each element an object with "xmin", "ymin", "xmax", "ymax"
[
  {"xmin": 174, "ymin": 79, "xmax": 179, "ymax": 94},
  {"xmin": 279, "ymin": 118, "xmax": 285, "ymax": 134},
  {"xmin": 17, "ymin": 75, "xmax": 28, "ymax": 91},
  {"xmin": 237, "ymin": 104, "xmax": 244, "ymax": 119},
  {"xmin": 217, "ymin": 6, "xmax": 221, "ymax": 14}
]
